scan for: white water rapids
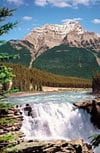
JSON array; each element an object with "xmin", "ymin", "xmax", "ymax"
[
  {"xmin": 9, "ymin": 91, "xmax": 100, "ymax": 152},
  {"xmin": 20, "ymin": 102, "xmax": 100, "ymax": 141}
]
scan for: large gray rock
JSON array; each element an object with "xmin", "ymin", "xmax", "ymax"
[{"xmin": 74, "ymin": 99, "xmax": 100, "ymax": 128}]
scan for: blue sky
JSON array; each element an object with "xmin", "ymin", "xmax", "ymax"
[{"xmin": 0, "ymin": 0, "xmax": 100, "ymax": 41}]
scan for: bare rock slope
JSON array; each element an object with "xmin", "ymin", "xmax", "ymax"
[{"xmin": 24, "ymin": 21, "xmax": 100, "ymax": 57}]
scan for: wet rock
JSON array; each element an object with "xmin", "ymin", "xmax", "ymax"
[
  {"xmin": 0, "ymin": 104, "xmax": 24, "ymax": 139},
  {"xmin": 0, "ymin": 109, "xmax": 8, "ymax": 116},
  {"xmin": 6, "ymin": 140, "xmax": 93, "ymax": 153},
  {"xmin": 0, "ymin": 129, "xmax": 4, "ymax": 134},
  {"xmin": 24, "ymin": 104, "xmax": 32, "ymax": 116},
  {"xmin": 74, "ymin": 99, "xmax": 100, "ymax": 129}
]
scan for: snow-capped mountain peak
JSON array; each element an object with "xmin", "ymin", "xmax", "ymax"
[{"xmin": 24, "ymin": 22, "xmax": 100, "ymax": 54}]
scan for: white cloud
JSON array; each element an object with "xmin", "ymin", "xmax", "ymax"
[
  {"xmin": 34, "ymin": 0, "xmax": 70, "ymax": 7},
  {"xmin": 61, "ymin": 18, "xmax": 82, "ymax": 23},
  {"xmin": 92, "ymin": 19, "xmax": 100, "ymax": 24},
  {"xmin": 72, "ymin": 0, "xmax": 90, "ymax": 6},
  {"xmin": 48, "ymin": 0, "xmax": 71, "ymax": 8},
  {"xmin": 7, "ymin": 0, "xmax": 23, "ymax": 5},
  {"xmin": 34, "ymin": 0, "xmax": 97, "ymax": 8},
  {"xmin": 22, "ymin": 16, "xmax": 32, "ymax": 21},
  {"xmin": 35, "ymin": 0, "xmax": 47, "ymax": 6}
]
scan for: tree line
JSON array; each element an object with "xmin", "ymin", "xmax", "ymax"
[
  {"xmin": 92, "ymin": 72, "xmax": 100, "ymax": 94},
  {"xmin": 0, "ymin": 62, "xmax": 92, "ymax": 92}
]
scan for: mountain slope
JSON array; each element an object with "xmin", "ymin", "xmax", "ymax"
[
  {"xmin": 24, "ymin": 21, "xmax": 100, "ymax": 55},
  {"xmin": 0, "ymin": 40, "xmax": 34, "ymax": 67},
  {"xmin": 0, "ymin": 21, "xmax": 100, "ymax": 79},
  {"xmin": 0, "ymin": 21, "xmax": 100, "ymax": 69},
  {"xmin": 33, "ymin": 45, "xmax": 100, "ymax": 79}
]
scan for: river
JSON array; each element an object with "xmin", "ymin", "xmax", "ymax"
[{"xmin": 9, "ymin": 91, "xmax": 100, "ymax": 153}]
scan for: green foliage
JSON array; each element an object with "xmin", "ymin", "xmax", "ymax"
[
  {"xmin": 89, "ymin": 134, "xmax": 100, "ymax": 148},
  {"xmin": 2, "ymin": 89, "xmax": 19, "ymax": 94},
  {"xmin": 0, "ymin": 101, "xmax": 14, "ymax": 117},
  {"xmin": 1, "ymin": 44, "xmax": 100, "ymax": 80},
  {"xmin": 0, "ymin": 7, "xmax": 16, "ymax": 19},
  {"xmin": 0, "ymin": 62, "xmax": 91, "ymax": 91},
  {"xmin": 0, "ymin": 118, "xmax": 15, "ymax": 124},
  {"xmin": 0, "ymin": 7, "xmax": 18, "ymax": 97},
  {"xmin": 0, "ymin": 134, "xmax": 15, "ymax": 153},
  {"xmin": 0, "ymin": 101, "xmax": 14, "ymax": 111},
  {"xmin": 33, "ymin": 45, "xmax": 100, "ymax": 79},
  {"xmin": 0, "ymin": 66, "xmax": 15, "ymax": 95},
  {"xmin": 0, "ymin": 41, "xmax": 31, "ymax": 66},
  {"xmin": 0, "ymin": 22, "xmax": 18, "ymax": 36},
  {"xmin": 0, "ymin": 66, "xmax": 15, "ymax": 84},
  {"xmin": 0, "ymin": 134, "xmax": 14, "ymax": 141},
  {"xmin": 0, "ymin": 53, "xmax": 19, "ymax": 61},
  {"xmin": 92, "ymin": 72, "xmax": 100, "ymax": 93},
  {"xmin": 0, "ymin": 7, "xmax": 17, "ymax": 36}
]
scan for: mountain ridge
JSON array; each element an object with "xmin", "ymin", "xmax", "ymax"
[
  {"xmin": 3, "ymin": 21, "xmax": 99, "ymax": 68},
  {"xmin": 0, "ymin": 21, "xmax": 100, "ymax": 79},
  {"xmin": 1, "ymin": 21, "xmax": 100, "ymax": 65},
  {"xmin": 24, "ymin": 21, "xmax": 100, "ymax": 55}
]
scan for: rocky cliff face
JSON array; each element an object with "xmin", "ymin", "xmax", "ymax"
[
  {"xmin": 63, "ymin": 31, "xmax": 100, "ymax": 50},
  {"xmin": 9, "ymin": 40, "xmax": 34, "ymax": 53},
  {"xmin": 24, "ymin": 21, "xmax": 100, "ymax": 57},
  {"xmin": 74, "ymin": 99, "xmax": 100, "ymax": 129}
]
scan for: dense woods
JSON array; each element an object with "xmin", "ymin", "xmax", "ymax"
[
  {"xmin": 33, "ymin": 45, "xmax": 100, "ymax": 79},
  {"xmin": 0, "ymin": 41, "xmax": 31, "ymax": 67},
  {"xmin": 1, "ymin": 44, "xmax": 100, "ymax": 80},
  {"xmin": 0, "ymin": 62, "xmax": 91, "ymax": 92},
  {"xmin": 92, "ymin": 72, "xmax": 100, "ymax": 94}
]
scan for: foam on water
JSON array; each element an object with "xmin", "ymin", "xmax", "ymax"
[
  {"xmin": 20, "ymin": 102, "xmax": 100, "ymax": 141},
  {"xmin": 10, "ymin": 91, "xmax": 100, "ymax": 152}
]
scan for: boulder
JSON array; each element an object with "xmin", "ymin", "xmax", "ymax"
[
  {"xmin": 24, "ymin": 104, "xmax": 32, "ymax": 116},
  {"xmin": 74, "ymin": 99, "xmax": 100, "ymax": 128}
]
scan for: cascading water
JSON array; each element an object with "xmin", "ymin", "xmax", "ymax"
[
  {"xmin": 20, "ymin": 102, "xmax": 100, "ymax": 141},
  {"xmin": 9, "ymin": 91, "xmax": 100, "ymax": 152}
]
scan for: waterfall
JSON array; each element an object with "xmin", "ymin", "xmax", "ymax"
[{"xmin": 20, "ymin": 102, "xmax": 100, "ymax": 141}]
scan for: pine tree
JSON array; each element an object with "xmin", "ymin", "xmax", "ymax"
[{"xmin": 0, "ymin": 7, "xmax": 18, "ymax": 97}]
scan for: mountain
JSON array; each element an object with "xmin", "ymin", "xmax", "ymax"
[
  {"xmin": 0, "ymin": 40, "xmax": 34, "ymax": 67},
  {"xmin": 24, "ymin": 21, "xmax": 100, "ymax": 55},
  {"xmin": 0, "ymin": 21, "xmax": 100, "ymax": 66},
  {"xmin": 33, "ymin": 45, "xmax": 100, "ymax": 79},
  {"xmin": 0, "ymin": 21, "xmax": 100, "ymax": 79}
]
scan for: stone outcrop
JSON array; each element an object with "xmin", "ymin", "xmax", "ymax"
[
  {"xmin": 0, "ymin": 105, "xmax": 25, "ymax": 152},
  {"xmin": 74, "ymin": 99, "xmax": 100, "ymax": 129},
  {"xmin": 6, "ymin": 139, "xmax": 93, "ymax": 153},
  {"xmin": 0, "ymin": 105, "xmax": 23, "ymax": 135},
  {"xmin": 63, "ymin": 31, "xmax": 100, "ymax": 51}
]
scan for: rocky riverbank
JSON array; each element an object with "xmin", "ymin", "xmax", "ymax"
[
  {"xmin": 74, "ymin": 98, "xmax": 100, "ymax": 129},
  {"xmin": 0, "ymin": 106, "xmax": 23, "ymax": 134},
  {"xmin": 6, "ymin": 139, "xmax": 93, "ymax": 153},
  {"xmin": 0, "ymin": 104, "xmax": 24, "ymax": 153}
]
